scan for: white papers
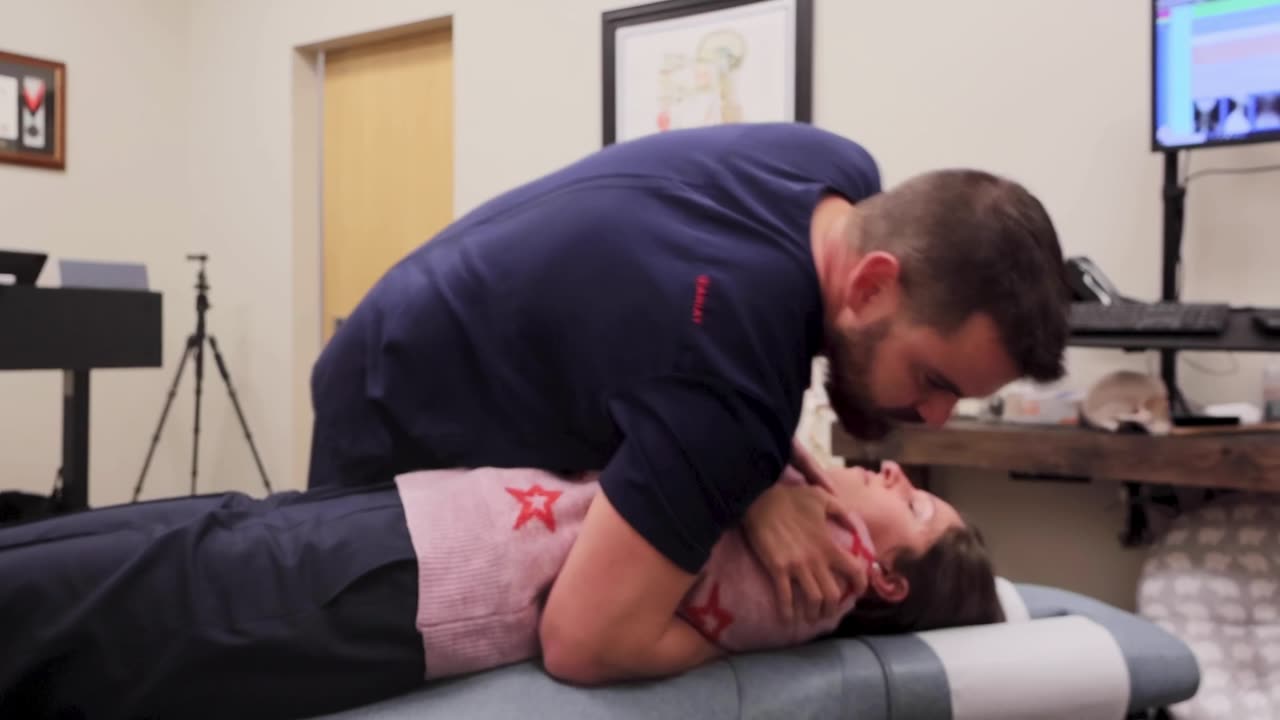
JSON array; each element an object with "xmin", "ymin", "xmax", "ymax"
[{"xmin": 0, "ymin": 75, "xmax": 18, "ymax": 142}]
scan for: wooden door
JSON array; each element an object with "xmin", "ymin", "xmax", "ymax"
[{"xmin": 322, "ymin": 27, "xmax": 453, "ymax": 341}]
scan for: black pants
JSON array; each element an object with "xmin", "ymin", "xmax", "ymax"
[{"xmin": 0, "ymin": 483, "xmax": 424, "ymax": 720}]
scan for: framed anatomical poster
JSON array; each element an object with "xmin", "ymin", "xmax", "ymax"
[{"xmin": 602, "ymin": 0, "xmax": 813, "ymax": 145}]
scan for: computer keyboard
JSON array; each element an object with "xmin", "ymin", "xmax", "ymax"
[
  {"xmin": 1254, "ymin": 309, "xmax": 1280, "ymax": 335},
  {"xmin": 1069, "ymin": 301, "xmax": 1231, "ymax": 335}
]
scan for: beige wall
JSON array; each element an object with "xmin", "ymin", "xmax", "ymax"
[
  {"xmin": 0, "ymin": 0, "xmax": 194, "ymax": 504},
  {"xmin": 3, "ymin": 0, "xmax": 1278, "ymax": 607},
  {"xmin": 185, "ymin": 0, "xmax": 618, "ymax": 500}
]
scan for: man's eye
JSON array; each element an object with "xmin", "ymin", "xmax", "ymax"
[{"xmin": 917, "ymin": 377, "xmax": 934, "ymax": 398}]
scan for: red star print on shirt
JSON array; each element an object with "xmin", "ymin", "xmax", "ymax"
[
  {"xmin": 505, "ymin": 484, "xmax": 563, "ymax": 532},
  {"xmin": 685, "ymin": 581, "xmax": 734, "ymax": 643}
]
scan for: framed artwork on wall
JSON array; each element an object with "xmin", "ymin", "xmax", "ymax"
[
  {"xmin": 602, "ymin": 0, "xmax": 813, "ymax": 145},
  {"xmin": 0, "ymin": 50, "xmax": 66, "ymax": 170}
]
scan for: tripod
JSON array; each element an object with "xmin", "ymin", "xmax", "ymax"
[{"xmin": 132, "ymin": 254, "xmax": 273, "ymax": 501}]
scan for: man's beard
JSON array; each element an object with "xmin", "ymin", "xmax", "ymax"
[{"xmin": 823, "ymin": 317, "xmax": 922, "ymax": 441}]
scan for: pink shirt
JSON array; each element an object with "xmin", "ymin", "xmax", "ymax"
[{"xmin": 394, "ymin": 466, "xmax": 874, "ymax": 680}]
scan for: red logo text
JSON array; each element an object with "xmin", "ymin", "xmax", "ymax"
[{"xmin": 692, "ymin": 274, "xmax": 710, "ymax": 325}]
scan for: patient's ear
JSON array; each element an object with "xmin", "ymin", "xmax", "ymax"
[{"xmin": 868, "ymin": 563, "xmax": 909, "ymax": 603}]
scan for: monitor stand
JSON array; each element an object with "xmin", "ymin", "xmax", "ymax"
[
  {"xmin": 1157, "ymin": 150, "xmax": 1231, "ymax": 425},
  {"xmin": 1159, "ymin": 151, "xmax": 1183, "ymax": 403},
  {"xmin": 1118, "ymin": 152, "xmax": 1237, "ymax": 547}
]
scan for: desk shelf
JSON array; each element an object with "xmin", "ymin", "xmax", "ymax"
[{"xmin": 831, "ymin": 420, "xmax": 1280, "ymax": 493}]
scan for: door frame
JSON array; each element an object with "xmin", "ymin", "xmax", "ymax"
[{"xmin": 289, "ymin": 15, "xmax": 454, "ymax": 488}]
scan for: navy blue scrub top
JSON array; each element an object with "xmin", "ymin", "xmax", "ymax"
[{"xmin": 317, "ymin": 122, "xmax": 882, "ymax": 573}]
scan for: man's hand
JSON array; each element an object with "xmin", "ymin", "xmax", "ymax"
[{"xmin": 743, "ymin": 474, "xmax": 868, "ymax": 623}]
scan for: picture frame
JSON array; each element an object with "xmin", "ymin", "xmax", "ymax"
[
  {"xmin": 0, "ymin": 50, "xmax": 66, "ymax": 170},
  {"xmin": 601, "ymin": 0, "xmax": 812, "ymax": 146}
]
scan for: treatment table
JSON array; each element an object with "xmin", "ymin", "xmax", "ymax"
[{"xmin": 314, "ymin": 579, "xmax": 1200, "ymax": 719}]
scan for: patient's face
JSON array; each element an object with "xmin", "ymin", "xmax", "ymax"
[{"xmin": 827, "ymin": 460, "xmax": 961, "ymax": 563}]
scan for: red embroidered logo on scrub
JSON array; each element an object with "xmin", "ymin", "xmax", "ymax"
[
  {"xmin": 691, "ymin": 274, "xmax": 710, "ymax": 325},
  {"xmin": 506, "ymin": 484, "xmax": 562, "ymax": 532},
  {"xmin": 684, "ymin": 581, "xmax": 734, "ymax": 642}
]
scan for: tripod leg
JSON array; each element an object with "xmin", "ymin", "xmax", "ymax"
[
  {"xmin": 133, "ymin": 339, "xmax": 196, "ymax": 502},
  {"xmin": 191, "ymin": 328, "xmax": 206, "ymax": 496},
  {"xmin": 207, "ymin": 336, "xmax": 274, "ymax": 494}
]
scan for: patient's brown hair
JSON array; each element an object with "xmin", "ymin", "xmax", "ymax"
[{"xmin": 831, "ymin": 521, "xmax": 1004, "ymax": 637}]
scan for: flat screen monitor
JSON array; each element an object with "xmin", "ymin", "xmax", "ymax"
[
  {"xmin": 0, "ymin": 249, "xmax": 47, "ymax": 285},
  {"xmin": 1153, "ymin": 0, "xmax": 1280, "ymax": 151}
]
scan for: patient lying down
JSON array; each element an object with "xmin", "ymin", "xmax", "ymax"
[{"xmin": 0, "ymin": 462, "xmax": 1002, "ymax": 720}]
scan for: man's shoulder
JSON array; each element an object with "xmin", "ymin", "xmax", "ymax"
[
  {"xmin": 730, "ymin": 121, "xmax": 869, "ymax": 149},
  {"xmin": 595, "ymin": 123, "xmax": 879, "ymax": 192},
  {"xmin": 635, "ymin": 121, "xmax": 872, "ymax": 156},
  {"xmin": 733, "ymin": 123, "xmax": 882, "ymax": 198}
]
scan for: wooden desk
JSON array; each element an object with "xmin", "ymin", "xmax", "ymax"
[{"xmin": 831, "ymin": 420, "xmax": 1280, "ymax": 493}]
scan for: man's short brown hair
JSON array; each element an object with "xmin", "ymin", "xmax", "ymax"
[
  {"xmin": 854, "ymin": 169, "xmax": 1071, "ymax": 382},
  {"xmin": 831, "ymin": 522, "xmax": 1005, "ymax": 636}
]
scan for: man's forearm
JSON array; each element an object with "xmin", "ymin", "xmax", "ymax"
[
  {"xmin": 539, "ymin": 490, "xmax": 723, "ymax": 686},
  {"xmin": 562, "ymin": 617, "xmax": 724, "ymax": 685}
]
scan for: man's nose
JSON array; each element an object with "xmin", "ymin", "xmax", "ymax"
[{"xmin": 917, "ymin": 395, "xmax": 957, "ymax": 427}]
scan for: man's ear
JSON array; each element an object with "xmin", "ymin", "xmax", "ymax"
[
  {"xmin": 842, "ymin": 251, "xmax": 902, "ymax": 319},
  {"xmin": 868, "ymin": 561, "xmax": 909, "ymax": 603}
]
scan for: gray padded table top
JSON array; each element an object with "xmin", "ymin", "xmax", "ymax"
[
  {"xmin": 313, "ymin": 583, "xmax": 1200, "ymax": 720},
  {"xmin": 318, "ymin": 643, "xmax": 886, "ymax": 720}
]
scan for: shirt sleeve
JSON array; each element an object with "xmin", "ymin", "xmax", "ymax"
[{"xmin": 599, "ymin": 374, "xmax": 789, "ymax": 574}]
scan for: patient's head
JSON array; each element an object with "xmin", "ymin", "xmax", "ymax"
[{"xmin": 826, "ymin": 461, "xmax": 1004, "ymax": 635}]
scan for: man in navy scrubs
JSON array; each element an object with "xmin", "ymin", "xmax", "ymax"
[{"xmin": 307, "ymin": 122, "xmax": 1069, "ymax": 682}]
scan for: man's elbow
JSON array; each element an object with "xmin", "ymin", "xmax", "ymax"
[{"xmin": 539, "ymin": 613, "xmax": 613, "ymax": 685}]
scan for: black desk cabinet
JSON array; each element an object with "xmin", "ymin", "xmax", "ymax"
[{"xmin": 0, "ymin": 285, "xmax": 163, "ymax": 509}]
